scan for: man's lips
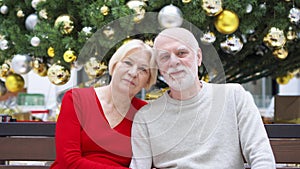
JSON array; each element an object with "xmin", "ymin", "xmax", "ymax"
[{"xmin": 169, "ymin": 70, "xmax": 185, "ymax": 77}]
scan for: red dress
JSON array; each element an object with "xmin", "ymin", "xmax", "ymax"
[{"xmin": 50, "ymin": 87, "xmax": 147, "ymax": 169}]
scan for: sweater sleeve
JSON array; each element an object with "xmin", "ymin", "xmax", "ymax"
[
  {"xmin": 130, "ymin": 109, "xmax": 153, "ymax": 169},
  {"xmin": 234, "ymin": 85, "xmax": 276, "ymax": 169},
  {"xmin": 54, "ymin": 90, "xmax": 128, "ymax": 169}
]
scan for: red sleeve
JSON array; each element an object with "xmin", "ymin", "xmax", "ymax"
[{"xmin": 54, "ymin": 90, "xmax": 129, "ymax": 169}]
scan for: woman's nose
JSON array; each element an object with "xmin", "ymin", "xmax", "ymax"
[{"xmin": 128, "ymin": 65, "xmax": 138, "ymax": 77}]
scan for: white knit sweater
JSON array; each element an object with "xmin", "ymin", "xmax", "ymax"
[{"xmin": 130, "ymin": 82, "xmax": 275, "ymax": 169}]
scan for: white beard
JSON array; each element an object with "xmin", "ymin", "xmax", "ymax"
[{"xmin": 163, "ymin": 65, "xmax": 197, "ymax": 91}]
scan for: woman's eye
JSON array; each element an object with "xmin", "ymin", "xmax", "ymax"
[
  {"xmin": 123, "ymin": 60, "xmax": 132, "ymax": 66},
  {"xmin": 160, "ymin": 55, "xmax": 170, "ymax": 61},
  {"xmin": 139, "ymin": 67, "xmax": 147, "ymax": 72}
]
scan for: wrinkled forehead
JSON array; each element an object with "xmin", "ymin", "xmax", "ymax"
[
  {"xmin": 154, "ymin": 36, "xmax": 195, "ymax": 56},
  {"xmin": 124, "ymin": 48, "xmax": 151, "ymax": 59}
]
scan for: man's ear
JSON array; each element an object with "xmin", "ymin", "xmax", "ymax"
[{"xmin": 197, "ymin": 48, "xmax": 202, "ymax": 67}]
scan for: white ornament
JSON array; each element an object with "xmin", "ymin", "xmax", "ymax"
[
  {"xmin": 39, "ymin": 9, "xmax": 48, "ymax": 19},
  {"xmin": 0, "ymin": 40, "xmax": 9, "ymax": 50},
  {"xmin": 289, "ymin": 7, "xmax": 300, "ymax": 24},
  {"xmin": 31, "ymin": 0, "xmax": 45, "ymax": 9},
  {"xmin": 201, "ymin": 31, "xmax": 216, "ymax": 44},
  {"xmin": 246, "ymin": 4, "xmax": 253, "ymax": 13},
  {"xmin": 220, "ymin": 35, "xmax": 243, "ymax": 55},
  {"xmin": 158, "ymin": 4, "xmax": 183, "ymax": 29},
  {"xmin": 25, "ymin": 13, "xmax": 39, "ymax": 31},
  {"xmin": 11, "ymin": 54, "xmax": 32, "ymax": 74},
  {"xmin": 0, "ymin": 5, "xmax": 9, "ymax": 15},
  {"xmin": 30, "ymin": 36, "xmax": 41, "ymax": 47},
  {"xmin": 17, "ymin": 10, "xmax": 25, "ymax": 17},
  {"xmin": 82, "ymin": 27, "xmax": 93, "ymax": 35}
]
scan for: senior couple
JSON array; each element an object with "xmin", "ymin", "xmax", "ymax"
[{"xmin": 50, "ymin": 27, "xmax": 276, "ymax": 169}]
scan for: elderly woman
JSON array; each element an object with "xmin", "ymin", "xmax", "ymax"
[{"xmin": 50, "ymin": 39, "xmax": 157, "ymax": 169}]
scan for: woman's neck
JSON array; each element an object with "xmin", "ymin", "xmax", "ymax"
[{"xmin": 104, "ymin": 85, "xmax": 132, "ymax": 114}]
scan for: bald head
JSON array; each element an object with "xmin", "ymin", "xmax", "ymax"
[{"xmin": 153, "ymin": 27, "xmax": 200, "ymax": 52}]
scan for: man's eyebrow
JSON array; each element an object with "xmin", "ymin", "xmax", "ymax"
[{"xmin": 177, "ymin": 46, "xmax": 189, "ymax": 50}]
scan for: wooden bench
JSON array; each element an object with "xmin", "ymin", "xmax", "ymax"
[
  {"xmin": 0, "ymin": 123, "xmax": 299, "ymax": 169},
  {"xmin": 0, "ymin": 122, "xmax": 55, "ymax": 169}
]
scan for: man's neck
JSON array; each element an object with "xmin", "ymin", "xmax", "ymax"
[{"xmin": 169, "ymin": 81, "xmax": 203, "ymax": 100}]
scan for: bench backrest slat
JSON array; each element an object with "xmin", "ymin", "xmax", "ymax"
[{"xmin": 0, "ymin": 137, "xmax": 55, "ymax": 161}]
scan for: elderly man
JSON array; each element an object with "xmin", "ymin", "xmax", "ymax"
[{"xmin": 130, "ymin": 27, "xmax": 275, "ymax": 169}]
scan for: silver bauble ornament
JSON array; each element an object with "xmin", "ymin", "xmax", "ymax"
[
  {"xmin": 0, "ymin": 5, "xmax": 8, "ymax": 15},
  {"xmin": 11, "ymin": 54, "xmax": 32, "ymax": 74},
  {"xmin": 30, "ymin": 36, "xmax": 41, "ymax": 47},
  {"xmin": 202, "ymin": 0, "xmax": 223, "ymax": 16},
  {"xmin": 263, "ymin": 27, "xmax": 286, "ymax": 48},
  {"xmin": 288, "ymin": 7, "xmax": 300, "ymax": 24},
  {"xmin": 0, "ymin": 79, "xmax": 7, "ymax": 96},
  {"xmin": 126, "ymin": 0, "xmax": 147, "ymax": 23},
  {"xmin": 31, "ymin": 0, "xmax": 45, "ymax": 9},
  {"xmin": 158, "ymin": 4, "xmax": 183, "ymax": 29},
  {"xmin": 25, "ymin": 13, "xmax": 39, "ymax": 31},
  {"xmin": 0, "ymin": 39, "xmax": 9, "ymax": 50},
  {"xmin": 201, "ymin": 31, "xmax": 216, "ymax": 44},
  {"xmin": 246, "ymin": 4, "xmax": 253, "ymax": 13},
  {"xmin": 220, "ymin": 35, "xmax": 243, "ymax": 55}
]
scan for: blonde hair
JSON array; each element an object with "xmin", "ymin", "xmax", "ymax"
[{"xmin": 109, "ymin": 39, "xmax": 157, "ymax": 90}]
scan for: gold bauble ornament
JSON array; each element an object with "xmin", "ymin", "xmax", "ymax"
[
  {"xmin": 123, "ymin": 38, "xmax": 132, "ymax": 45},
  {"xmin": 102, "ymin": 26, "xmax": 115, "ymax": 40},
  {"xmin": 144, "ymin": 39, "xmax": 154, "ymax": 47},
  {"xmin": 201, "ymin": 74, "xmax": 210, "ymax": 82},
  {"xmin": 263, "ymin": 27, "xmax": 286, "ymax": 48},
  {"xmin": 286, "ymin": 27, "xmax": 297, "ymax": 41},
  {"xmin": 84, "ymin": 57, "xmax": 107, "ymax": 79},
  {"xmin": 126, "ymin": 0, "xmax": 147, "ymax": 23},
  {"xmin": 276, "ymin": 73, "xmax": 293, "ymax": 85},
  {"xmin": 5, "ymin": 74, "xmax": 24, "ymax": 93},
  {"xmin": 273, "ymin": 47, "xmax": 288, "ymax": 60},
  {"xmin": 33, "ymin": 59, "xmax": 48, "ymax": 77},
  {"xmin": 0, "ymin": 63, "xmax": 11, "ymax": 78},
  {"xmin": 47, "ymin": 64, "xmax": 70, "ymax": 85},
  {"xmin": 63, "ymin": 49, "xmax": 77, "ymax": 63},
  {"xmin": 54, "ymin": 14, "xmax": 75, "ymax": 35},
  {"xmin": 202, "ymin": 0, "xmax": 223, "ymax": 16},
  {"xmin": 182, "ymin": 0, "xmax": 191, "ymax": 3},
  {"xmin": 47, "ymin": 47, "xmax": 55, "ymax": 57},
  {"xmin": 100, "ymin": 5, "xmax": 109, "ymax": 16},
  {"xmin": 214, "ymin": 10, "xmax": 239, "ymax": 34},
  {"xmin": 16, "ymin": 9, "xmax": 25, "ymax": 18}
]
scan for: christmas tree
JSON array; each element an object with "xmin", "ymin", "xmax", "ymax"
[{"xmin": 0, "ymin": 0, "xmax": 299, "ymax": 93}]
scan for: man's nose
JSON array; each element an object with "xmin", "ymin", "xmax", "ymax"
[{"xmin": 169, "ymin": 53, "xmax": 180, "ymax": 67}]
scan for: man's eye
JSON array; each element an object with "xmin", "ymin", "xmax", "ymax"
[{"xmin": 177, "ymin": 51, "xmax": 187, "ymax": 57}]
